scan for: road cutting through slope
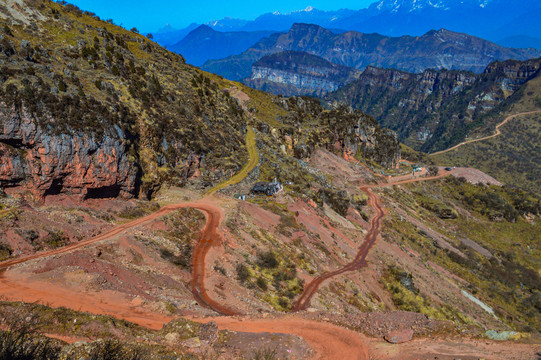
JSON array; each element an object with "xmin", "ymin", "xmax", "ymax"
[
  {"xmin": 430, "ymin": 110, "xmax": 541, "ymax": 156},
  {"xmin": 0, "ymin": 200, "xmax": 238, "ymax": 316},
  {"xmin": 0, "ymin": 196, "xmax": 370, "ymax": 358},
  {"xmin": 205, "ymin": 126, "xmax": 258, "ymax": 196},
  {"xmin": 293, "ymin": 172, "xmax": 449, "ymax": 310},
  {"xmin": 0, "ymin": 137, "xmax": 449, "ymax": 360}
]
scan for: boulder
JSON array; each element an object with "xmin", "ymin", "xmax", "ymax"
[{"xmin": 384, "ymin": 329, "xmax": 414, "ymax": 344}]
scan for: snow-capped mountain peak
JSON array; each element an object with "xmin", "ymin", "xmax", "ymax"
[{"xmin": 371, "ymin": 0, "xmax": 493, "ymax": 13}]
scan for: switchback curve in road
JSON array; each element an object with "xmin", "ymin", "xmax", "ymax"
[
  {"xmin": 0, "ymin": 168, "xmax": 449, "ymax": 359},
  {"xmin": 430, "ymin": 110, "xmax": 541, "ymax": 156},
  {"xmin": 0, "ymin": 200, "xmax": 237, "ymax": 316}
]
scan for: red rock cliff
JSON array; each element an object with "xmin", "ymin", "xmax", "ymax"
[{"xmin": 0, "ymin": 103, "xmax": 139, "ymax": 199}]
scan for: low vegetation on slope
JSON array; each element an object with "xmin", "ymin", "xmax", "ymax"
[
  {"xmin": 327, "ymin": 59, "xmax": 541, "ymax": 153},
  {"xmin": 434, "ymin": 112, "xmax": 541, "ymax": 194},
  {"xmin": 0, "ymin": 0, "xmax": 248, "ymax": 198},
  {"xmin": 433, "ymin": 73, "xmax": 541, "ymax": 194},
  {"xmin": 0, "ymin": 0, "xmax": 401, "ymax": 200},
  {"xmin": 384, "ymin": 177, "xmax": 541, "ymax": 331}
]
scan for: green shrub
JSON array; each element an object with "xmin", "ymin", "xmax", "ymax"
[
  {"xmin": 44, "ymin": 231, "xmax": 68, "ymax": 249},
  {"xmin": 236, "ymin": 263, "xmax": 250, "ymax": 283},
  {"xmin": 0, "ymin": 242, "xmax": 12, "ymax": 261},
  {"xmin": 159, "ymin": 246, "xmax": 191, "ymax": 269},
  {"xmin": 256, "ymin": 251, "xmax": 278, "ymax": 269},
  {"xmin": 0, "ymin": 311, "xmax": 61, "ymax": 360},
  {"xmin": 88, "ymin": 339, "xmax": 147, "ymax": 360},
  {"xmin": 251, "ymin": 347, "xmax": 278, "ymax": 360}
]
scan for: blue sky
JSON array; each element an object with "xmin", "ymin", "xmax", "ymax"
[{"xmin": 68, "ymin": 0, "xmax": 374, "ymax": 33}]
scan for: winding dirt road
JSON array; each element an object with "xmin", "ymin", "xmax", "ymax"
[
  {"xmin": 0, "ymin": 197, "xmax": 371, "ymax": 359},
  {"xmin": 294, "ymin": 186, "xmax": 383, "ymax": 310},
  {"xmin": 0, "ymin": 121, "xmax": 451, "ymax": 360},
  {"xmin": 293, "ymin": 172, "xmax": 449, "ymax": 310},
  {"xmin": 205, "ymin": 126, "xmax": 258, "ymax": 196},
  {"xmin": 430, "ymin": 110, "xmax": 541, "ymax": 156},
  {"xmin": 0, "ymin": 200, "xmax": 237, "ymax": 317}
]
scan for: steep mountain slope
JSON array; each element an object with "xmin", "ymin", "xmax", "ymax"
[
  {"xmin": 168, "ymin": 25, "xmax": 274, "ymax": 66},
  {"xmin": 0, "ymin": 0, "xmax": 398, "ymax": 200},
  {"xmin": 0, "ymin": 1, "xmax": 539, "ymax": 359},
  {"xmin": 327, "ymin": 58, "xmax": 541, "ymax": 153},
  {"xmin": 202, "ymin": 24, "xmax": 541, "ymax": 81},
  {"xmin": 432, "ymin": 74, "xmax": 541, "ymax": 193},
  {"xmin": 243, "ymin": 51, "xmax": 361, "ymax": 96},
  {"xmin": 0, "ymin": 1, "xmax": 250, "ymax": 200}
]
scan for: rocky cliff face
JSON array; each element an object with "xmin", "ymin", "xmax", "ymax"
[
  {"xmin": 250, "ymin": 66, "xmax": 342, "ymax": 93},
  {"xmin": 484, "ymin": 59, "xmax": 541, "ymax": 92},
  {"xmin": 327, "ymin": 58, "xmax": 541, "ymax": 152},
  {"xmin": 0, "ymin": 0, "xmax": 250, "ymax": 200},
  {"xmin": 269, "ymin": 97, "xmax": 400, "ymax": 168},
  {"xmin": 0, "ymin": 103, "xmax": 138, "ymax": 199},
  {"xmin": 244, "ymin": 51, "xmax": 360, "ymax": 96}
]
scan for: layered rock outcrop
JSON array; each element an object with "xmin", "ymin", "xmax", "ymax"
[
  {"xmin": 251, "ymin": 66, "xmax": 343, "ymax": 93},
  {"xmin": 244, "ymin": 51, "xmax": 360, "ymax": 96},
  {"xmin": 269, "ymin": 97, "xmax": 400, "ymax": 169},
  {"xmin": 327, "ymin": 58, "xmax": 541, "ymax": 152},
  {"xmin": 0, "ymin": 103, "xmax": 138, "ymax": 199}
]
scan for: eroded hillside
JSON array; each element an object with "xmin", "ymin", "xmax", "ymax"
[{"xmin": 0, "ymin": 1, "xmax": 539, "ymax": 359}]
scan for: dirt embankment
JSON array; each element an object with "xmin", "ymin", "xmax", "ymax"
[{"xmin": 200, "ymin": 315, "xmax": 370, "ymax": 360}]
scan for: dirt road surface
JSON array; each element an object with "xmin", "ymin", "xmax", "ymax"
[
  {"xmin": 199, "ymin": 316, "xmax": 370, "ymax": 360},
  {"xmin": 0, "ymin": 200, "xmax": 237, "ymax": 316},
  {"xmin": 205, "ymin": 126, "xmax": 258, "ymax": 196}
]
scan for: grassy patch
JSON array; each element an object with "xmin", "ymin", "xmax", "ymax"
[
  {"xmin": 382, "ymin": 266, "xmax": 473, "ymax": 324},
  {"xmin": 384, "ymin": 179, "xmax": 541, "ymax": 330},
  {"xmin": 434, "ymin": 112, "xmax": 541, "ymax": 194},
  {"xmin": 43, "ymin": 231, "xmax": 69, "ymax": 249},
  {"xmin": 236, "ymin": 249, "xmax": 304, "ymax": 311}
]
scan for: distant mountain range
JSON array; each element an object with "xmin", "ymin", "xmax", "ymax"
[
  {"xmin": 155, "ymin": 0, "xmax": 541, "ymax": 51},
  {"xmin": 201, "ymin": 24, "xmax": 541, "ymax": 80},
  {"xmin": 167, "ymin": 25, "xmax": 274, "ymax": 66},
  {"xmin": 205, "ymin": 7, "xmax": 356, "ymax": 32},
  {"xmin": 152, "ymin": 23, "xmax": 199, "ymax": 48}
]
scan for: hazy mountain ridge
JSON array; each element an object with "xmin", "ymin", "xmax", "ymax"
[
  {"xmin": 158, "ymin": 0, "xmax": 541, "ymax": 50},
  {"xmin": 202, "ymin": 24, "xmax": 541, "ymax": 81},
  {"xmin": 168, "ymin": 25, "xmax": 275, "ymax": 66}
]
